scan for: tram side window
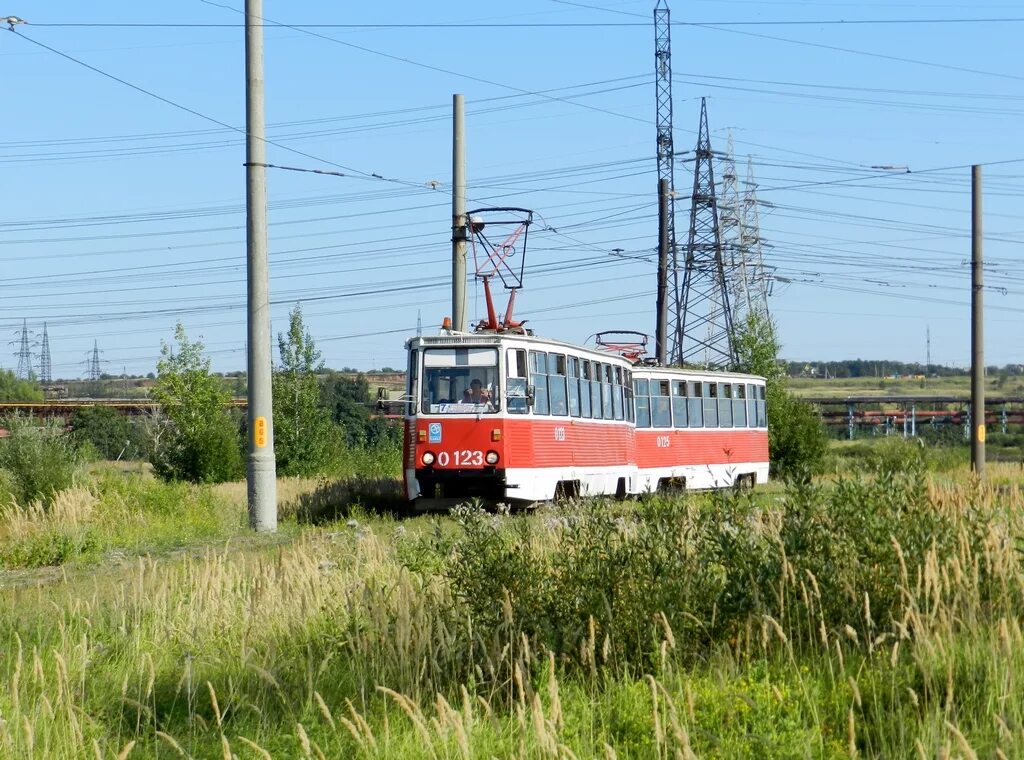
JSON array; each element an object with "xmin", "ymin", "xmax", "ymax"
[
  {"xmin": 589, "ymin": 361, "xmax": 602, "ymax": 419},
  {"xmin": 625, "ymin": 370, "xmax": 634, "ymax": 422},
  {"xmin": 530, "ymin": 351, "xmax": 550, "ymax": 415},
  {"xmin": 703, "ymin": 381, "xmax": 719, "ymax": 427},
  {"xmin": 718, "ymin": 382, "xmax": 733, "ymax": 428},
  {"xmin": 688, "ymin": 381, "xmax": 703, "ymax": 427},
  {"xmin": 651, "ymin": 380, "xmax": 671, "ymax": 428},
  {"xmin": 549, "ymin": 353, "xmax": 569, "ymax": 416},
  {"xmin": 506, "ymin": 348, "xmax": 529, "ymax": 414},
  {"xmin": 733, "ymin": 383, "xmax": 747, "ymax": 427},
  {"xmin": 580, "ymin": 361, "xmax": 593, "ymax": 418},
  {"xmin": 672, "ymin": 381, "xmax": 688, "ymax": 428},
  {"xmin": 601, "ymin": 364, "xmax": 614, "ymax": 420},
  {"xmin": 612, "ymin": 367, "xmax": 624, "ymax": 420},
  {"xmin": 746, "ymin": 384, "xmax": 757, "ymax": 427},
  {"xmin": 757, "ymin": 384, "xmax": 767, "ymax": 427},
  {"xmin": 407, "ymin": 349, "xmax": 418, "ymax": 414},
  {"xmin": 567, "ymin": 357, "xmax": 581, "ymax": 417},
  {"xmin": 634, "ymin": 378, "xmax": 651, "ymax": 428}
]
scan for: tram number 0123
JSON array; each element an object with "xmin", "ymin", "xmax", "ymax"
[{"xmin": 436, "ymin": 450, "xmax": 484, "ymax": 467}]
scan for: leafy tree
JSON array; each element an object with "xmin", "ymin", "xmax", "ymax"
[
  {"xmin": 69, "ymin": 406, "xmax": 146, "ymax": 461},
  {"xmin": 0, "ymin": 370, "xmax": 42, "ymax": 402},
  {"xmin": 148, "ymin": 323, "xmax": 243, "ymax": 483},
  {"xmin": 321, "ymin": 373, "xmax": 373, "ymax": 447},
  {"xmin": 272, "ymin": 304, "xmax": 340, "ymax": 475},
  {"xmin": 734, "ymin": 312, "xmax": 829, "ymax": 482}
]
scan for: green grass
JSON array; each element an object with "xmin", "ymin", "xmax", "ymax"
[
  {"xmin": 1, "ymin": 449, "xmax": 1024, "ymax": 758},
  {"xmin": 789, "ymin": 373, "xmax": 1024, "ymax": 399}
]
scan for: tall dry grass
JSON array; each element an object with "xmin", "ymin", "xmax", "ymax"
[{"xmin": 0, "ymin": 466, "xmax": 1023, "ymax": 756}]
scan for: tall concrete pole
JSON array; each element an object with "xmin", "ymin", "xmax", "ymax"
[
  {"xmin": 452, "ymin": 94, "xmax": 468, "ymax": 332},
  {"xmin": 970, "ymin": 165, "xmax": 985, "ymax": 476},
  {"xmin": 245, "ymin": 0, "xmax": 277, "ymax": 530},
  {"xmin": 656, "ymin": 178, "xmax": 670, "ymax": 364}
]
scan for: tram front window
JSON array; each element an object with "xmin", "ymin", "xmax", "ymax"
[{"xmin": 420, "ymin": 347, "xmax": 500, "ymax": 414}]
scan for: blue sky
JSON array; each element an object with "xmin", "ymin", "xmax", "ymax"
[{"xmin": 2, "ymin": 0, "xmax": 1022, "ymax": 378}]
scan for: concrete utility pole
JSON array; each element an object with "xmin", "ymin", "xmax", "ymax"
[
  {"xmin": 970, "ymin": 165, "xmax": 985, "ymax": 476},
  {"xmin": 451, "ymin": 94, "xmax": 468, "ymax": 332},
  {"xmin": 245, "ymin": 0, "xmax": 277, "ymax": 530},
  {"xmin": 656, "ymin": 178, "xmax": 670, "ymax": 364}
]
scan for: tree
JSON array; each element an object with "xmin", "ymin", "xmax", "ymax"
[
  {"xmin": 272, "ymin": 304, "xmax": 339, "ymax": 475},
  {"xmin": 0, "ymin": 369, "xmax": 43, "ymax": 402},
  {"xmin": 321, "ymin": 373, "xmax": 373, "ymax": 446},
  {"xmin": 734, "ymin": 312, "xmax": 829, "ymax": 482},
  {"xmin": 148, "ymin": 323, "xmax": 243, "ymax": 483},
  {"xmin": 69, "ymin": 405, "xmax": 146, "ymax": 460}
]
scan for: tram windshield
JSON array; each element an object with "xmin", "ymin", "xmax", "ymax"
[{"xmin": 420, "ymin": 347, "xmax": 501, "ymax": 414}]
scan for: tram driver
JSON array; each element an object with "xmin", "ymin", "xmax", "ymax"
[{"xmin": 462, "ymin": 377, "xmax": 492, "ymax": 407}]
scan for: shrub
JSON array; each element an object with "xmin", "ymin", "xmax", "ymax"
[
  {"xmin": 272, "ymin": 304, "xmax": 342, "ymax": 476},
  {"xmin": 0, "ymin": 416, "xmax": 84, "ymax": 507},
  {"xmin": 69, "ymin": 405, "xmax": 147, "ymax": 461},
  {"xmin": 733, "ymin": 312, "xmax": 829, "ymax": 482},
  {"xmin": 150, "ymin": 411, "xmax": 244, "ymax": 484},
  {"xmin": 440, "ymin": 494, "xmax": 777, "ymax": 669},
  {"xmin": 0, "ymin": 369, "xmax": 43, "ymax": 402},
  {"xmin": 767, "ymin": 388, "xmax": 830, "ymax": 482},
  {"xmin": 148, "ymin": 324, "xmax": 244, "ymax": 483}
]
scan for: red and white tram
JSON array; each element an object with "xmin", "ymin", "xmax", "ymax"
[{"xmin": 402, "ymin": 329, "xmax": 768, "ymax": 508}]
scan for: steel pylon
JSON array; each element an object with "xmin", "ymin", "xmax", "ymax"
[
  {"xmin": 674, "ymin": 98, "xmax": 737, "ymax": 369},
  {"xmin": 654, "ymin": 1, "xmax": 680, "ymax": 358}
]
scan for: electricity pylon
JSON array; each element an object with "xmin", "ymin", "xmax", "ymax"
[{"xmin": 675, "ymin": 98, "xmax": 736, "ymax": 369}]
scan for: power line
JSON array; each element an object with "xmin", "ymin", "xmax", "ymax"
[
  {"xmin": 26, "ymin": 18, "xmax": 1024, "ymax": 28},
  {"xmin": 8, "ymin": 30, "xmax": 421, "ymax": 185},
  {"xmin": 695, "ymin": 23, "xmax": 1024, "ymax": 83}
]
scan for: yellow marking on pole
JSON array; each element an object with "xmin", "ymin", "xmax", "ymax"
[
  {"xmin": 254, "ymin": 416, "xmax": 267, "ymax": 448},
  {"xmin": 977, "ymin": 424, "xmax": 986, "ymax": 443}
]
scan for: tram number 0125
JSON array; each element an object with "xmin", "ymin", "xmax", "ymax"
[
  {"xmin": 553, "ymin": 426, "xmax": 567, "ymax": 441},
  {"xmin": 656, "ymin": 436, "xmax": 671, "ymax": 448},
  {"xmin": 436, "ymin": 450, "xmax": 484, "ymax": 467}
]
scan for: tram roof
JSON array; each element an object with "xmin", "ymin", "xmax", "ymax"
[{"xmin": 405, "ymin": 331, "xmax": 765, "ymax": 382}]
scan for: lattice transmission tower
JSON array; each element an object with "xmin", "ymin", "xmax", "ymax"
[
  {"xmin": 87, "ymin": 340, "xmax": 103, "ymax": 382},
  {"xmin": 39, "ymin": 322, "xmax": 52, "ymax": 385},
  {"xmin": 676, "ymin": 98, "xmax": 736, "ymax": 369},
  {"xmin": 653, "ymin": 1, "xmax": 681, "ymax": 358},
  {"xmin": 14, "ymin": 319, "xmax": 33, "ymax": 380},
  {"xmin": 740, "ymin": 157, "xmax": 772, "ymax": 318},
  {"xmin": 717, "ymin": 132, "xmax": 754, "ymax": 324}
]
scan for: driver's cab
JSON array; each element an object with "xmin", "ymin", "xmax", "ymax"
[{"xmin": 417, "ymin": 345, "xmax": 501, "ymax": 415}]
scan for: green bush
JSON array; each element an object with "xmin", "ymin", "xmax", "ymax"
[
  {"xmin": 148, "ymin": 324, "xmax": 244, "ymax": 484},
  {"xmin": 733, "ymin": 312, "xmax": 829, "ymax": 482},
  {"xmin": 438, "ymin": 495, "xmax": 777, "ymax": 670},
  {"xmin": 0, "ymin": 528, "xmax": 100, "ymax": 568},
  {"xmin": 0, "ymin": 416, "xmax": 84, "ymax": 507},
  {"xmin": 0, "ymin": 369, "xmax": 42, "ymax": 402},
  {"xmin": 69, "ymin": 405, "xmax": 147, "ymax": 461},
  {"xmin": 766, "ymin": 386, "xmax": 830, "ymax": 482},
  {"xmin": 150, "ymin": 412, "xmax": 244, "ymax": 484}
]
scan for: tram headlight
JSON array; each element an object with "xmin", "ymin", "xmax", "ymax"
[
  {"xmin": 421, "ymin": 451, "xmax": 436, "ymax": 466},
  {"xmin": 485, "ymin": 450, "xmax": 499, "ymax": 465}
]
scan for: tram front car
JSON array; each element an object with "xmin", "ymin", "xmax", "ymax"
[{"xmin": 404, "ymin": 335, "xmax": 517, "ymax": 508}]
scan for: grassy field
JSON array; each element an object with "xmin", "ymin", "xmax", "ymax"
[
  {"xmin": 788, "ymin": 373, "xmax": 1024, "ymax": 399},
  {"xmin": 2, "ymin": 443, "xmax": 1024, "ymax": 758}
]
